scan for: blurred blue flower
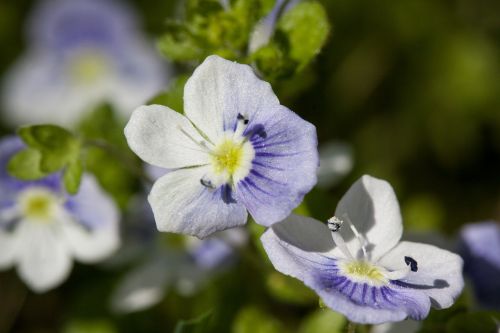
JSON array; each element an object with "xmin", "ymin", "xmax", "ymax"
[
  {"xmin": 261, "ymin": 175, "xmax": 464, "ymax": 324},
  {"xmin": 111, "ymin": 225, "xmax": 247, "ymax": 314},
  {"xmin": 248, "ymin": 0, "xmax": 299, "ymax": 53},
  {"xmin": 2, "ymin": 0, "xmax": 167, "ymax": 127},
  {"xmin": 459, "ymin": 221, "xmax": 500, "ymax": 309},
  {"xmin": 0, "ymin": 136, "xmax": 120, "ymax": 292},
  {"xmin": 125, "ymin": 55, "xmax": 318, "ymax": 238}
]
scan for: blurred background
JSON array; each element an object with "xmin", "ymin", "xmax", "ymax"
[{"xmin": 0, "ymin": 0, "xmax": 499, "ymax": 332}]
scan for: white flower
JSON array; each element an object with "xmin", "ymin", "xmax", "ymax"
[
  {"xmin": 124, "ymin": 55, "xmax": 318, "ymax": 238},
  {"xmin": 0, "ymin": 137, "xmax": 120, "ymax": 292},
  {"xmin": 2, "ymin": 0, "xmax": 167, "ymax": 127},
  {"xmin": 262, "ymin": 175, "xmax": 464, "ymax": 324}
]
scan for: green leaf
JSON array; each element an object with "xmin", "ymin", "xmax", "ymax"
[
  {"xmin": 77, "ymin": 104, "xmax": 139, "ymax": 208},
  {"xmin": 7, "ymin": 148, "xmax": 46, "ymax": 180},
  {"xmin": 157, "ymin": 23, "xmax": 205, "ymax": 61},
  {"xmin": 252, "ymin": 41, "xmax": 298, "ymax": 81},
  {"xmin": 174, "ymin": 310, "xmax": 213, "ymax": 333},
  {"xmin": 266, "ymin": 271, "xmax": 317, "ymax": 305},
  {"xmin": 64, "ymin": 160, "xmax": 83, "ymax": 195},
  {"xmin": 276, "ymin": 1, "xmax": 330, "ymax": 69},
  {"xmin": 64, "ymin": 320, "xmax": 117, "ymax": 333},
  {"xmin": 298, "ymin": 310, "xmax": 346, "ymax": 333},
  {"xmin": 233, "ymin": 307, "xmax": 283, "ymax": 333},
  {"xmin": 17, "ymin": 124, "xmax": 81, "ymax": 174},
  {"xmin": 446, "ymin": 312, "xmax": 500, "ymax": 333},
  {"xmin": 18, "ymin": 124, "xmax": 78, "ymax": 152},
  {"xmin": 148, "ymin": 75, "xmax": 189, "ymax": 113}
]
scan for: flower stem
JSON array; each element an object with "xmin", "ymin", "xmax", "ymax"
[
  {"xmin": 347, "ymin": 321, "xmax": 357, "ymax": 333},
  {"xmin": 84, "ymin": 138, "xmax": 153, "ymax": 186}
]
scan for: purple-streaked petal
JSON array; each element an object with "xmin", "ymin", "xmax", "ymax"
[
  {"xmin": 261, "ymin": 217, "xmax": 431, "ymax": 324},
  {"xmin": 62, "ymin": 175, "xmax": 120, "ymax": 262},
  {"xmin": 148, "ymin": 167, "xmax": 248, "ymax": 238},
  {"xmin": 187, "ymin": 227, "xmax": 247, "ymax": 270},
  {"xmin": 125, "ymin": 105, "xmax": 211, "ymax": 169},
  {"xmin": 108, "ymin": 39, "xmax": 167, "ymax": 119},
  {"xmin": 334, "ymin": 175, "xmax": 403, "ymax": 261},
  {"xmin": 458, "ymin": 221, "xmax": 500, "ymax": 309},
  {"xmin": 16, "ymin": 221, "xmax": 72, "ymax": 293},
  {"xmin": 379, "ymin": 241, "xmax": 464, "ymax": 309},
  {"xmin": 184, "ymin": 55, "xmax": 280, "ymax": 143},
  {"xmin": 235, "ymin": 103, "xmax": 318, "ymax": 226},
  {"xmin": 28, "ymin": 0, "xmax": 136, "ymax": 52}
]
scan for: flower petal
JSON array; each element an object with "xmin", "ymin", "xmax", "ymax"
[
  {"xmin": 62, "ymin": 175, "xmax": 120, "ymax": 263},
  {"xmin": 379, "ymin": 241, "xmax": 464, "ymax": 309},
  {"xmin": 16, "ymin": 221, "xmax": 72, "ymax": 293},
  {"xmin": 149, "ymin": 167, "xmax": 248, "ymax": 238},
  {"xmin": 184, "ymin": 55, "xmax": 280, "ymax": 143},
  {"xmin": 111, "ymin": 257, "xmax": 170, "ymax": 313},
  {"xmin": 334, "ymin": 175, "xmax": 403, "ymax": 261},
  {"xmin": 109, "ymin": 39, "xmax": 168, "ymax": 120},
  {"xmin": 0, "ymin": 229, "xmax": 19, "ymax": 269},
  {"xmin": 125, "ymin": 104, "xmax": 211, "ymax": 169},
  {"xmin": 261, "ymin": 217, "xmax": 431, "ymax": 324},
  {"xmin": 458, "ymin": 221, "xmax": 500, "ymax": 309},
  {"xmin": 235, "ymin": 104, "xmax": 318, "ymax": 226}
]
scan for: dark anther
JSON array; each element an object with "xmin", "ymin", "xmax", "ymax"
[
  {"xmin": 404, "ymin": 256, "xmax": 418, "ymax": 272},
  {"xmin": 237, "ymin": 113, "xmax": 249, "ymax": 125},
  {"xmin": 327, "ymin": 216, "xmax": 343, "ymax": 232},
  {"xmin": 200, "ymin": 178, "xmax": 215, "ymax": 189}
]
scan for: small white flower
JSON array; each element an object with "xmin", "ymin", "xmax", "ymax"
[
  {"xmin": 125, "ymin": 55, "xmax": 318, "ymax": 238},
  {"xmin": 0, "ymin": 137, "xmax": 120, "ymax": 292},
  {"xmin": 262, "ymin": 175, "xmax": 464, "ymax": 324},
  {"xmin": 2, "ymin": 0, "xmax": 167, "ymax": 127}
]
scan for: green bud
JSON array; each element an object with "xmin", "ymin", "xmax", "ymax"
[{"xmin": 277, "ymin": 1, "xmax": 330, "ymax": 69}]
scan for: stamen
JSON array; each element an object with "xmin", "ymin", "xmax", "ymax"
[
  {"xmin": 342, "ymin": 214, "xmax": 369, "ymax": 259},
  {"xmin": 404, "ymin": 256, "xmax": 418, "ymax": 272},
  {"xmin": 200, "ymin": 178, "xmax": 216, "ymax": 189},
  {"xmin": 233, "ymin": 113, "xmax": 250, "ymax": 140},
  {"xmin": 327, "ymin": 216, "xmax": 355, "ymax": 261},
  {"xmin": 178, "ymin": 126, "xmax": 213, "ymax": 153},
  {"xmin": 383, "ymin": 257, "xmax": 418, "ymax": 280}
]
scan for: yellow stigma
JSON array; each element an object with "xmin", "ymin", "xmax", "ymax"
[
  {"xmin": 342, "ymin": 261, "xmax": 387, "ymax": 284},
  {"xmin": 212, "ymin": 139, "xmax": 244, "ymax": 175},
  {"xmin": 19, "ymin": 189, "xmax": 58, "ymax": 221},
  {"xmin": 68, "ymin": 51, "xmax": 108, "ymax": 84}
]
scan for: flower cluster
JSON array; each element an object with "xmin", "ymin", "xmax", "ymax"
[{"xmin": 123, "ymin": 55, "xmax": 464, "ymax": 324}]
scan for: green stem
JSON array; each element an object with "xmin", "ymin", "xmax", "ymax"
[
  {"xmin": 84, "ymin": 139, "xmax": 153, "ymax": 186},
  {"xmin": 347, "ymin": 321, "xmax": 357, "ymax": 333}
]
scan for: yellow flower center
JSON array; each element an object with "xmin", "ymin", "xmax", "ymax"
[
  {"xmin": 68, "ymin": 51, "xmax": 108, "ymax": 84},
  {"xmin": 341, "ymin": 260, "xmax": 387, "ymax": 285},
  {"xmin": 211, "ymin": 139, "xmax": 246, "ymax": 175},
  {"xmin": 19, "ymin": 189, "xmax": 59, "ymax": 221}
]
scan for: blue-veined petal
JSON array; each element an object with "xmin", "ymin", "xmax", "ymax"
[
  {"xmin": 149, "ymin": 166, "xmax": 248, "ymax": 238},
  {"xmin": 262, "ymin": 215, "xmax": 432, "ymax": 324},
  {"xmin": 62, "ymin": 175, "xmax": 120, "ymax": 263},
  {"xmin": 334, "ymin": 175, "xmax": 403, "ymax": 261},
  {"xmin": 379, "ymin": 241, "xmax": 464, "ymax": 309},
  {"xmin": 125, "ymin": 105, "xmax": 211, "ymax": 169},
  {"xmin": 235, "ymin": 103, "xmax": 318, "ymax": 226},
  {"xmin": 184, "ymin": 55, "xmax": 280, "ymax": 144}
]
